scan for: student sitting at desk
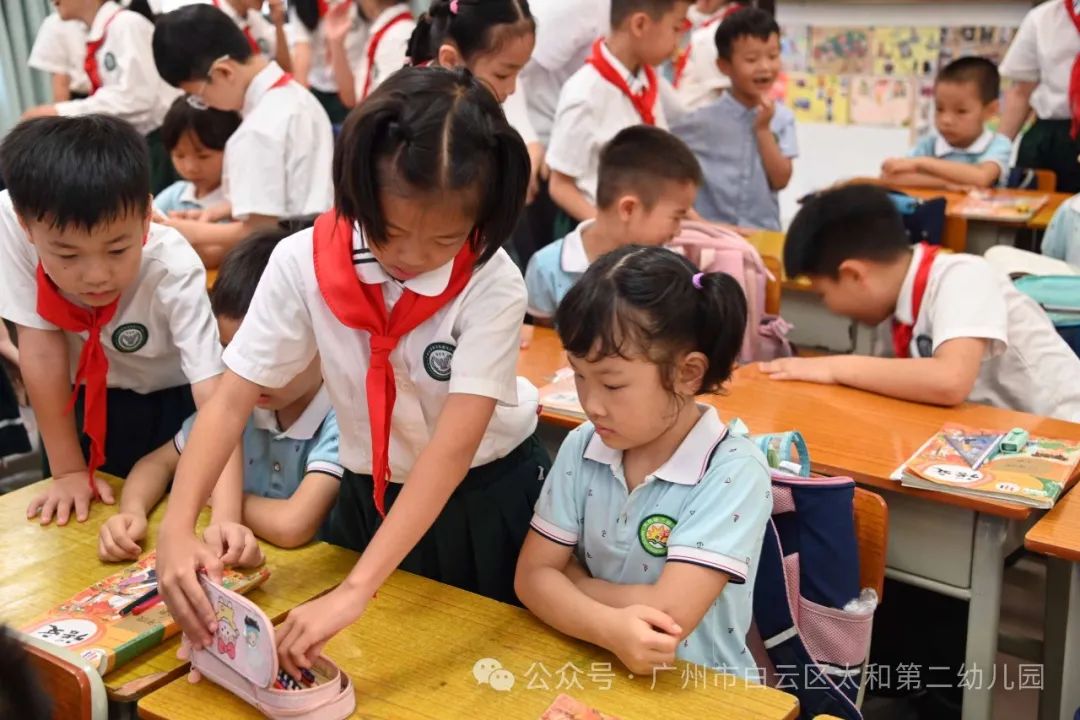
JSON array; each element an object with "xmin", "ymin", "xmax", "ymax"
[
  {"xmin": 762, "ymin": 183, "xmax": 1080, "ymax": 421},
  {"xmin": 1042, "ymin": 194, "xmax": 1080, "ymax": 267},
  {"xmin": 525, "ymin": 126, "xmax": 702, "ymax": 323},
  {"xmin": 516, "ymin": 245, "xmax": 771, "ymax": 677},
  {"xmin": 98, "ymin": 230, "xmax": 342, "ymax": 561},
  {"xmin": 881, "ymin": 57, "xmax": 1012, "ymax": 189}
]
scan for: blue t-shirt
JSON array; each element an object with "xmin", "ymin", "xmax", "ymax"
[
  {"xmin": 1042, "ymin": 196, "xmax": 1080, "ymax": 267},
  {"xmin": 175, "ymin": 386, "xmax": 343, "ymax": 498},
  {"xmin": 908, "ymin": 129, "xmax": 1013, "ymax": 186},
  {"xmin": 531, "ymin": 407, "xmax": 772, "ymax": 678},
  {"xmin": 152, "ymin": 181, "xmax": 227, "ymax": 217},
  {"xmin": 671, "ymin": 93, "xmax": 798, "ymax": 231},
  {"xmin": 524, "ymin": 220, "xmax": 592, "ymax": 319}
]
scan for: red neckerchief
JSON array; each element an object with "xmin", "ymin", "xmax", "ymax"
[
  {"xmin": 892, "ymin": 243, "xmax": 939, "ymax": 358},
  {"xmin": 211, "ymin": 0, "xmax": 261, "ymax": 54},
  {"xmin": 360, "ymin": 9, "xmax": 413, "ymax": 101},
  {"xmin": 317, "ymin": 0, "xmax": 330, "ymax": 17},
  {"xmin": 586, "ymin": 39, "xmax": 659, "ymax": 126},
  {"xmin": 34, "ymin": 231, "xmax": 149, "ymax": 496},
  {"xmin": 311, "ymin": 211, "xmax": 477, "ymax": 516},
  {"xmin": 269, "ymin": 71, "xmax": 294, "ymax": 90},
  {"xmin": 84, "ymin": 8, "xmax": 124, "ymax": 95},
  {"xmin": 1066, "ymin": 0, "xmax": 1080, "ymax": 139},
  {"xmin": 673, "ymin": 4, "xmax": 742, "ymax": 88}
]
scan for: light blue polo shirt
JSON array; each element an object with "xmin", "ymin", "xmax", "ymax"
[
  {"xmin": 175, "ymin": 385, "xmax": 343, "ymax": 498},
  {"xmin": 671, "ymin": 93, "xmax": 798, "ymax": 231},
  {"xmin": 909, "ymin": 129, "xmax": 1013, "ymax": 186},
  {"xmin": 531, "ymin": 407, "xmax": 772, "ymax": 678},
  {"xmin": 524, "ymin": 220, "xmax": 592, "ymax": 319},
  {"xmin": 1042, "ymin": 196, "xmax": 1080, "ymax": 267}
]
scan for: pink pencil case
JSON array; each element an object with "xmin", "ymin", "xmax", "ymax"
[{"xmin": 189, "ymin": 576, "xmax": 356, "ymax": 720}]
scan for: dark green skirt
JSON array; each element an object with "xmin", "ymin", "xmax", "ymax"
[
  {"xmin": 146, "ymin": 129, "xmax": 180, "ymax": 196},
  {"xmin": 325, "ymin": 435, "xmax": 551, "ymax": 605},
  {"xmin": 310, "ymin": 87, "xmax": 350, "ymax": 127},
  {"xmin": 1017, "ymin": 118, "xmax": 1080, "ymax": 193},
  {"xmin": 41, "ymin": 384, "xmax": 195, "ymax": 479}
]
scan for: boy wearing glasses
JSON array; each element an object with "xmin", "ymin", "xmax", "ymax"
[{"xmin": 151, "ymin": 4, "xmax": 334, "ymax": 256}]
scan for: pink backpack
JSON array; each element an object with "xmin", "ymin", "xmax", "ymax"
[{"xmin": 667, "ymin": 221, "xmax": 793, "ymax": 363}]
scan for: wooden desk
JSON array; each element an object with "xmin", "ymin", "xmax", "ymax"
[
  {"xmin": 138, "ymin": 571, "xmax": 799, "ymax": 720},
  {"xmin": 521, "ymin": 327, "xmax": 1080, "ymax": 720},
  {"xmin": 0, "ymin": 478, "xmax": 359, "ymax": 703}
]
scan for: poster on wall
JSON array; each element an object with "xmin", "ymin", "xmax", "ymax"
[
  {"xmin": 786, "ymin": 73, "xmax": 851, "ymax": 125},
  {"xmin": 849, "ymin": 76, "xmax": 916, "ymax": 127},
  {"xmin": 939, "ymin": 26, "xmax": 1018, "ymax": 66},
  {"xmin": 780, "ymin": 25, "xmax": 811, "ymax": 73},
  {"xmin": 808, "ymin": 27, "xmax": 872, "ymax": 74},
  {"xmin": 872, "ymin": 27, "xmax": 941, "ymax": 76},
  {"xmin": 912, "ymin": 79, "xmax": 936, "ymax": 141}
]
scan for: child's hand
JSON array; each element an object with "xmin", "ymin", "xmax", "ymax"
[
  {"xmin": 760, "ymin": 356, "xmax": 838, "ymax": 385},
  {"xmin": 98, "ymin": 512, "xmax": 148, "ymax": 561},
  {"xmin": 26, "ymin": 472, "xmax": 115, "ymax": 526},
  {"xmin": 753, "ymin": 97, "xmax": 776, "ymax": 132},
  {"xmin": 603, "ymin": 605, "xmax": 681, "ymax": 675},
  {"xmin": 268, "ymin": 0, "xmax": 286, "ymax": 26},
  {"xmin": 276, "ymin": 584, "xmax": 368, "ymax": 679},
  {"xmin": 519, "ymin": 324, "xmax": 534, "ymax": 349},
  {"xmin": 157, "ymin": 525, "xmax": 224, "ymax": 649},
  {"xmin": 322, "ymin": 0, "xmax": 352, "ymax": 43},
  {"xmin": 203, "ymin": 522, "xmax": 265, "ymax": 567},
  {"xmin": 881, "ymin": 157, "xmax": 918, "ymax": 177}
]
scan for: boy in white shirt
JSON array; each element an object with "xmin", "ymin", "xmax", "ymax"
[
  {"xmin": 761, "ymin": 184, "xmax": 1080, "ymax": 421},
  {"xmin": 152, "ymin": 4, "xmax": 334, "ymax": 265},
  {"xmin": 28, "ymin": 12, "xmax": 92, "ymax": 102},
  {"xmin": 546, "ymin": 0, "xmax": 691, "ymax": 223},
  {"xmin": 168, "ymin": 0, "xmax": 293, "ymax": 70}
]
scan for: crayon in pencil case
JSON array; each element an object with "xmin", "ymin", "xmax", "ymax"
[
  {"xmin": 118, "ymin": 587, "xmax": 159, "ymax": 616},
  {"xmin": 131, "ymin": 595, "xmax": 164, "ymax": 616}
]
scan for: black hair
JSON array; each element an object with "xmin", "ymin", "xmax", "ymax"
[
  {"xmin": 291, "ymin": 0, "xmax": 321, "ymax": 32},
  {"xmin": 556, "ymin": 245, "xmax": 747, "ymax": 395},
  {"xmin": 714, "ymin": 6, "xmax": 779, "ymax": 61},
  {"xmin": 125, "ymin": 0, "xmax": 157, "ymax": 23},
  {"xmin": 153, "ymin": 5, "xmax": 253, "ymax": 87},
  {"xmin": 244, "ymin": 616, "xmax": 259, "ymax": 632},
  {"xmin": 0, "ymin": 627, "xmax": 52, "ymax": 720},
  {"xmin": 784, "ymin": 184, "xmax": 910, "ymax": 279},
  {"xmin": 611, "ymin": 0, "xmax": 688, "ymax": 28},
  {"xmin": 211, "ymin": 228, "xmax": 289, "ymax": 318},
  {"xmin": 334, "ymin": 66, "xmax": 529, "ymax": 266},
  {"xmin": 160, "ymin": 96, "xmax": 241, "ymax": 152},
  {"xmin": 936, "ymin": 56, "xmax": 1000, "ymax": 105},
  {"xmin": 0, "ymin": 115, "xmax": 149, "ymax": 232},
  {"xmin": 407, "ymin": 0, "xmax": 534, "ymax": 66},
  {"xmin": 596, "ymin": 126, "xmax": 703, "ymax": 210}
]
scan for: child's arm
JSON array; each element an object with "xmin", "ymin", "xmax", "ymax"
[
  {"xmin": 98, "ymin": 440, "xmax": 179, "ymax": 562},
  {"xmin": 242, "ymin": 472, "xmax": 340, "ymax": 548},
  {"xmin": 754, "ymin": 98, "xmax": 793, "ymax": 190},
  {"xmin": 549, "ymin": 171, "xmax": 597, "ymax": 222},
  {"xmin": 163, "ymin": 217, "xmax": 278, "ymax": 268},
  {"xmin": 21, "ymin": 326, "xmax": 115, "ymax": 524},
  {"xmin": 999, "ymin": 81, "xmax": 1037, "ymax": 141},
  {"xmin": 909, "ymin": 157, "xmax": 1002, "ymax": 189},
  {"xmin": 882, "ymin": 169, "xmax": 951, "ymax": 189},
  {"xmin": 268, "ymin": 0, "xmax": 293, "ymax": 72},
  {"xmin": 50, "ymin": 74, "xmax": 72, "ymax": 103},
  {"xmin": 292, "ymin": 43, "xmax": 312, "ymax": 88},
  {"xmin": 324, "ymin": 1, "xmax": 358, "ymax": 108}
]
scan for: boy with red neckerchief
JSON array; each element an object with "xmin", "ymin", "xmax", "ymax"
[
  {"xmin": 761, "ymin": 184, "xmax": 1080, "ymax": 422},
  {"xmin": 0, "ymin": 117, "xmax": 258, "ymax": 568},
  {"xmin": 546, "ymin": 0, "xmax": 691, "ymax": 224}
]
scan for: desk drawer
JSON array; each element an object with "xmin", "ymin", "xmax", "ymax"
[{"xmin": 879, "ymin": 488, "xmax": 976, "ymax": 590}]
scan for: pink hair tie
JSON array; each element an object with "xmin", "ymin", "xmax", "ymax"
[
  {"xmin": 692, "ymin": 272, "xmax": 705, "ymax": 290},
  {"xmin": 449, "ymin": 0, "xmax": 459, "ymax": 13}
]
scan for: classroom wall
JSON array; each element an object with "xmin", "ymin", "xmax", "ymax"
[{"xmin": 774, "ymin": 1, "xmax": 1034, "ymax": 227}]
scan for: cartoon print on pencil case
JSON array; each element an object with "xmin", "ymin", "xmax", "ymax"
[
  {"xmin": 244, "ymin": 614, "xmax": 271, "ymax": 679},
  {"xmin": 216, "ymin": 598, "xmax": 239, "ymax": 660}
]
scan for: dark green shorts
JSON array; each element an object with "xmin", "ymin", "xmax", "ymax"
[{"xmin": 1017, "ymin": 118, "xmax": 1080, "ymax": 193}]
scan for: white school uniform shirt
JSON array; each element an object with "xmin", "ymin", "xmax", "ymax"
[
  {"xmin": 352, "ymin": 3, "xmax": 413, "ymax": 101},
  {"xmin": 503, "ymin": 82, "xmax": 539, "ymax": 146},
  {"xmin": 519, "ymin": 0, "xmax": 611, "ymax": 146},
  {"xmin": 53, "ymin": 2, "xmax": 182, "ymax": 135},
  {"xmin": 547, "ymin": 42, "xmax": 672, "ymax": 206},
  {"xmin": 676, "ymin": 21, "xmax": 730, "ymax": 113},
  {"xmin": 873, "ymin": 244, "xmax": 1080, "ymax": 421},
  {"xmin": 28, "ymin": 13, "xmax": 92, "ymax": 96},
  {"xmin": 222, "ymin": 62, "xmax": 335, "ymax": 220},
  {"xmin": 222, "ymin": 225, "xmax": 539, "ymax": 478},
  {"xmin": 288, "ymin": 5, "xmax": 369, "ymax": 94},
  {"xmin": 0, "ymin": 192, "xmax": 223, "ymax": 394},
  {"xmin": 207, "ymin": 0, "xmax": 283, "ymax": 58},
  {"xmin": 999, "ymin": 0, "xmax": 1080, "ymax": 121}
]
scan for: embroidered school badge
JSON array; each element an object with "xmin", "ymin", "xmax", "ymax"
[
  {"xmin": 103, "ymin": 52, "xmax": 117, "ymax": 72},
  {"xmin": 638, "ymin": 514, "xmax": 676, "ymax": 557},
  {"xmin": 916, "ymin": 334, "xmax": 933, "ymax": 358},
  {"xmin": 258, "ymin": 39, "xmax": 270, "ymax": 54},
  {"xmin": 112, "ymin": 323, "xmax": 149, "ymax": 353},
  {"xmin": 422, "ymin": 342, "xmax": 455, "ymax": 381}
]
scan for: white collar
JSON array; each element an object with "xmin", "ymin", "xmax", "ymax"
[
  {"xmin": 934, "ymin": 129, "xmax": 994, "ymax": 157},
  {"xmin": 242, "ymin": 61, "xmax": 287, "ymax": 118},
  {"xmin": 251, "ymin": 384, "xmax": 332, "ymax": 440},
  {"xmin": 178, "ymin": 182, "xmax": 227, "ymax": 208},
  {"xmin": 894, "ymin": 242, "xmax": 932, "ymax": 326},
  {"xmin": 88, "ymin": 1, "xmax": 123, "ymax": 40},
  {"xmin": 583, "ymin": 406, "xmax": 728, "ymax": 486},
  {"xmin": 599, "ymin": 40, "xmax": 648, "ymax": 94},
  {"xmin": 351, "ymin": 224, "xmax": 453, "ymax": 297},
  {"xmin": 369, "ymin": 2, "xmax": 411, "ymax": 34},
  {"xmin": 560, "ymin": 221, "xmax": 593, "ymax": 273}
]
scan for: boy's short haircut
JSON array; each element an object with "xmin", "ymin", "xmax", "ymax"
[
  {"xmin": 784, "ymin": 183, "xmax": 910, "ymax": 278},
  {"xmin": 611, "ymin": 0, "xmax": 686, "ymax": 28},
  {"xmin": 596, "ymin": 126, "xmax": 703, "ymax": 210},
  {"xmin": 153, "ymin": 5, "xmax": 253, "ymax": 87},
  {"xmin": 936, "ymin": 56, "xmax": 1000, "ymax": 105},
  {"xmin": 160, "ymin": 97, "xmax": 241, "ymax": 152},
  {"xmin": 0, "ymin": 115, "xmax": 149, "ymax": 232},
  {"xmin": 714, "ymin": 7, "xmax": 780, "ymax": 61},
  {"xmin": 211, "ymin": 229, "xmax": 291, "ymax": 318}
]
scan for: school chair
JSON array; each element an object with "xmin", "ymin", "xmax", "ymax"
[
  {"xmin": 762, "ymin": 254, "xmax": 783, "ymax": 316},
  {"xmin": 16, "ymin": 630, "xmax": 108, "ymax": 720},
  {"xmin": 1007, "ymin": 167, "xmax": 1058, "ymax": 193},
  {"xmin": 852, "ymin": 487, "xmax": 889, "ymax": 709}
]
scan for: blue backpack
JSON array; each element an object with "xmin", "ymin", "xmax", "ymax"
[{"xmin": 1014, "ymin": 275, "xmax": 1080, "ymax": 358}]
